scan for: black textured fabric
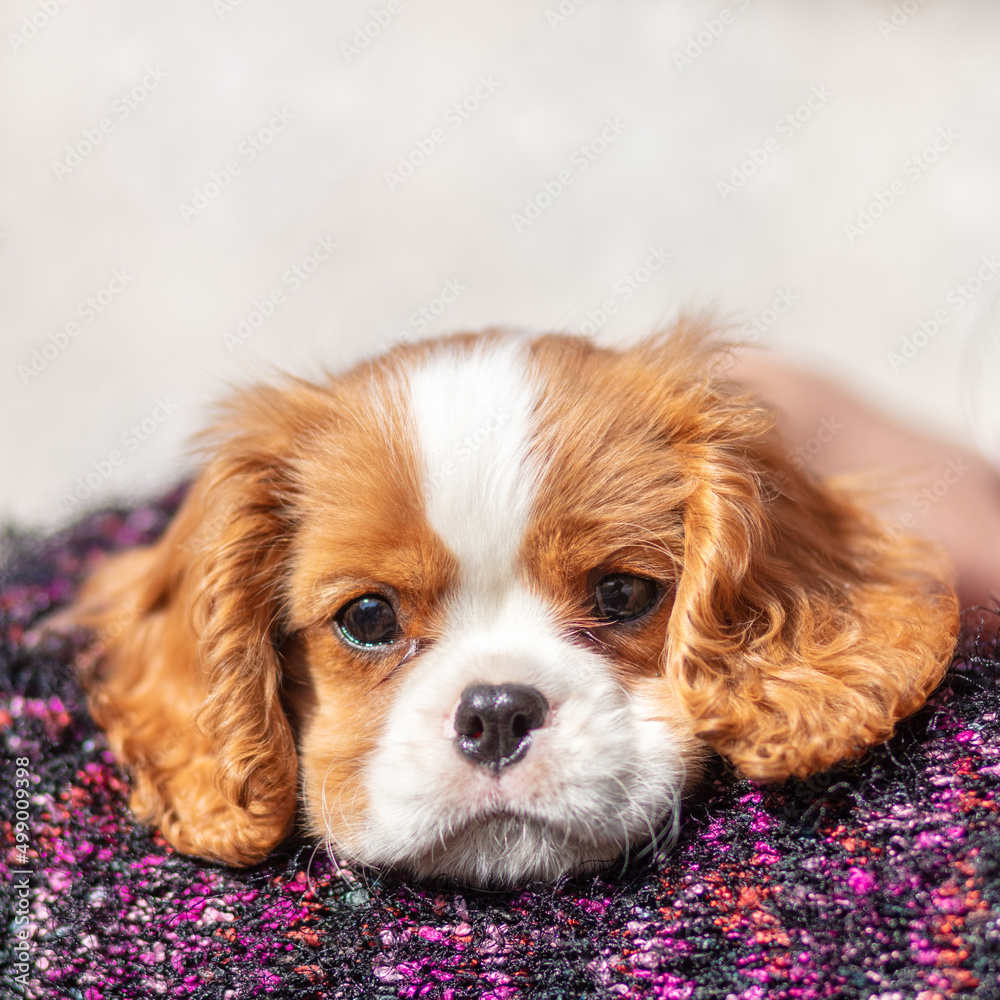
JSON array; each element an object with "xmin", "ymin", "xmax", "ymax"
[{"xmin": 2, "ymin": 499, "xmax": 1000, "ymax": 998}]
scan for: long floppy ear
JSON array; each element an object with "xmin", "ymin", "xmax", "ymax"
[
  {"xmin": 70, "ymin": 384, "xmax": 324, "ymax": 865},
  {"xmin": 652, "ymin": 337, "xmax": 960, "ymax": 781}
]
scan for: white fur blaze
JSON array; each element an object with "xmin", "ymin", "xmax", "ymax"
[{"xmin": 406, "ymin": 336, "xmax": 541, "ymax": 608}]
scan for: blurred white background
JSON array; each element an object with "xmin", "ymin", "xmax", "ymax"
[{"xmin": 2, "ymin": 0, "xmax": 1000, "ymax": 528}]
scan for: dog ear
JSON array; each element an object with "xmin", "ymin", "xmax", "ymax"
[
  {"xmin": 72, "ymin": 384, "xmax": 326, "ymax": 865},
  {"xmin": 647, "ymin": 336, "xmax": 959, "ymax": 781}
]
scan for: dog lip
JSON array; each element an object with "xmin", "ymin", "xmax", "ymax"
[
  {"xmin": 454, "ymin": 731, "xmax": 535, "ymax": 772},
  {"xmin": 459, "ymin": 769, "xmax": 544, "ymax": 818}
]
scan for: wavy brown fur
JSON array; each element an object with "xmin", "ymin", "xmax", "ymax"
[
  {"xmin": 635, "ymin": 330, "xmax": 960, "ymax": 779},
  {"xmin": 65, "ymin": 324, "xmax": 960, "ymax": 868}
]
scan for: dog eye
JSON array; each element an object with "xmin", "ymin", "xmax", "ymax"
[
  {"xmin": 594, "ymin": 573, "xmax": 659, "ymax": 622},
  {"xmin": 335, "ymin": 594, "xmax": 400, "ymax": 647}
]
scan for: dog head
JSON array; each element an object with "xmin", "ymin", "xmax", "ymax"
[{"xmin": 70, "ymin": 327, "xmax": 958, "ymax": 885}]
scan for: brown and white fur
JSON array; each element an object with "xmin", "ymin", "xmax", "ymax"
[{"xmin": 67, "ymin": 325, "xmax": 959, "ymax": 886}]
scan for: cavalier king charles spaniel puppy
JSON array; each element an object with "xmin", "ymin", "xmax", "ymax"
[{"xmin": 68, "ymin": 325, "xmax": 959, "ymax": 886}]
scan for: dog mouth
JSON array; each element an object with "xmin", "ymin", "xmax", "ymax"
[
  {"xmin": 387, "ymin": 800, "xmax": 678, "ymax": 888},
  {"xmin": 347, "ymin": 683, "xmax": 691, "ymax": 886},
  {"xmin": 401, "ymin": 812, "xmax": 615, "ymax": 887}
]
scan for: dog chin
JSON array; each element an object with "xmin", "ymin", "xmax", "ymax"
[{"xmin": 356, "ymin": 809, "xmax": 649, "ymax": 888}]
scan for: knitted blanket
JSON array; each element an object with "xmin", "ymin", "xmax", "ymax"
[{"xmin": 2, "ymin": 495, "xmax": 1000, "ymax": 999}]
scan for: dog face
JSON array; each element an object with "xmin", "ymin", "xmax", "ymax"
[{"xmin": 70, "ymin": 327, "xmax": 958, "ymax": 886}]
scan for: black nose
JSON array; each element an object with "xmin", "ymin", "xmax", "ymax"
[{"xmin": 454, "ymin": 683, "xmax": 549, "ymax": 772}]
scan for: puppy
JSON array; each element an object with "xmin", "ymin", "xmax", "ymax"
[{"xmin": 68, "ymin": 325, "xmax": 959, "ymax": 887}]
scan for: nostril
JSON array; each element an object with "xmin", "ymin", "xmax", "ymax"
[
  {"xmin": 454, "ymin": 683, "xmax": 549, "ymax": 772},
  {"xmin": 458, "ymin": 713, "xmax": 485, "ymax": 739}
]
